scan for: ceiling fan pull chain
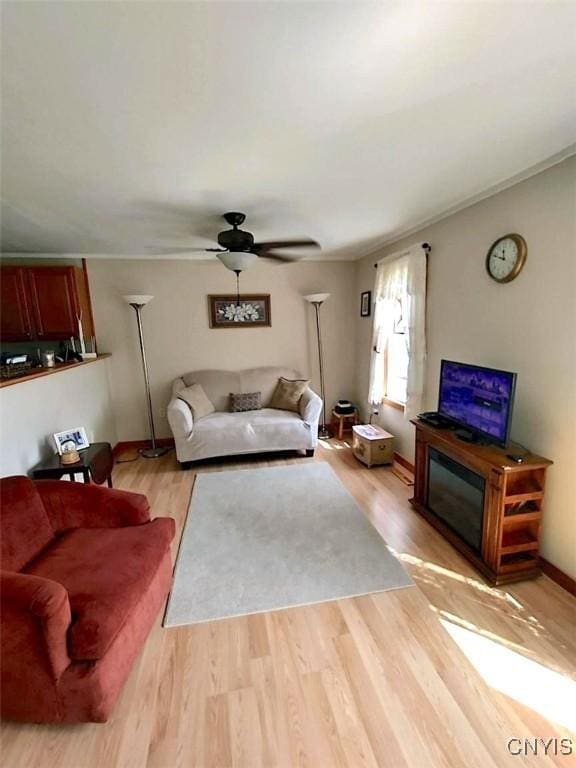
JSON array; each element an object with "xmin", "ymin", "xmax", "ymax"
[{"xmin": 234, "ymin": 269, "xmax": 241, "ymax": 305}]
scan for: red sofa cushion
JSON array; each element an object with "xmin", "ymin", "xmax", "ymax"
[
  {"xmin": 1, "ymin": 476, "xmax": 55, "ymax": 571},
  {"xmin": 24, "ymin": 518, "xmax": 175, "ymax": 660}
]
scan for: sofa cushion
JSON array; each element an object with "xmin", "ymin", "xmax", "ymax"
[
  {"xmin": 186, "ymin": 408, "xmax": 310, "ymax": 460},
  {"xmin": 230, "ymin": 391, "xmax": 262, "ymax": 412},
  {"xmin": 194, "ymin": 408, "xmax": 302, "ymax": 431},
  {"xmin": 24, "ymin": 518, "xmax": 175, "ymax": 660},
  {"xmin": 269, "ymin": 377, "xmax": 310, "ymax": 412},
  {"xmin": 178, "ymin": 383, "xmax": 215, "ymax": 420},
  {"xmin": 0, "ymin": 476, "xmax": 55, "ymax": 572}
]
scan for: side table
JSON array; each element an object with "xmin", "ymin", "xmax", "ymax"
[
  {"xmin": 331, "ymin": 410, "xmax": 359, "ymax": 440},
  {"xmin": 31, "ymin": 442, "xmax": 114, "ymax": 487}
]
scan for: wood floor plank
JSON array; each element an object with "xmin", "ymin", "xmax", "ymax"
[
  {"xmin": 320, "ymin": 664, "xmax": 380, "ymax": 768},
  {"xmin": 204, "ymin": 693, "xmax": 232, "ymax": 768},
  {"xmin": 247, "ymin": 613, "xmax": 271, "ymax": 660},
  {"xmin": 1, "ymin": 442, "xmax": 575, "ymax": 768},
  {"xmin": 299, "ymin": 671, "xmax": 350, "ymax": 768},
  {"xmin": 264, "ymin": 610, "xmax": 318, "ymax": 768},
  {"xmin": 228, "ymin": 687, "xmax": 262, "ymax": 768},
  {"xmin": 332, "ymin": 631, "xmax": 410, "ymax": 768},
  {"xmin": 249, "ymin": 656, "xmax": 282, "ymax": 768}
]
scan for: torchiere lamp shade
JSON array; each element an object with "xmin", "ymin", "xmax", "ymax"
[
  {"xmin": 122, "ymin": 294, "xmax": 154, "ymax": 306},
  {"xmin": 304, "ymin": 293, "xmax": 331, "ymax": 304}
]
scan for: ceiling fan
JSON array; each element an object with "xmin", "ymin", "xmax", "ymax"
[{"xmin": 202, "ymin": 211, "xmax": 320, "ymax": 272}]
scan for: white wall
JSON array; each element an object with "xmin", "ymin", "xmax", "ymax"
[
  {"xmin": 88, "ymin": 260, "xmax": 357, "ymax": 442},
  {"xmin": 0, "ymin": 359, "xmax": 117, "ymax": 476},
  {"xmin": 356, "ymin": 156, "xmax": 576, "ymax": 578}
]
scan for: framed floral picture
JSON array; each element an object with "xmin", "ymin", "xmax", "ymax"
[{"xmin": 208, "ymin": 294, "xmax": 271, "ymax": 328}]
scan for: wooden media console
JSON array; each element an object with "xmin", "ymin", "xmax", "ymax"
[{"xmin": 410, "ymin": 420, "xmax": 553, "ymax": 585}]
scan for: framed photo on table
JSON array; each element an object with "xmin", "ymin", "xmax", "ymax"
[{"xmin": 52, "ymin": 427, "xmax": 90, "ymax": 455}]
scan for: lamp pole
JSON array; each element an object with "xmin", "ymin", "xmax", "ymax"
[
  {"xmin": 304, "ymin": 293, "xmax": 331, "ymax": 439},
  {"xmin": 123, "ymin": 295, "xmax": 170, "ymax": 459}
]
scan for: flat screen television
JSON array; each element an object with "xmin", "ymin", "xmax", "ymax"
[{"xmin": 437, "ymin": 360, "xmax": 517, "ymax": 446}]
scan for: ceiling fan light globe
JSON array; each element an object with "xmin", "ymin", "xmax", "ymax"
[{"xmin": 217, "ymin": 251, "xmax": 258, "ymax": 272}]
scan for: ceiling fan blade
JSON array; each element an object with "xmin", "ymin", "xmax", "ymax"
[
  {"xmin": 257, "ymin": 251, "xmax": 302, "ymax": 262},
  {"xmin": 253, "ymin": 239, "xmax": 320, "ymax": 252},
  {"xmin": 143, "ymin": 247, "xmax": 205, "ymax": 253},
  {"xmin": 144, "ymin": 246, "xmax": 227, "ymax": 255}
]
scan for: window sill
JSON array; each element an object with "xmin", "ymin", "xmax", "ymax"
[{"xmin": 383, "ymin": 397, "xmax": 406, "ymax": 412}]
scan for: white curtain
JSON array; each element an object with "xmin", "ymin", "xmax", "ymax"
[{"xmin": 368, "ymin": 245, "xmax": 427, "ymax": 420}]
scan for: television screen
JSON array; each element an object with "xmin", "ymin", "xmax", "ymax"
[{"xmin": 438, "ymin": 360, "xmax": 516, "ymax": 445}]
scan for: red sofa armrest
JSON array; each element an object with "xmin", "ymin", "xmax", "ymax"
[
  {"xmin": 1, "ymin": 571, "xmax": 71, "ymax": 680},
  {"xmin": 35, "ymin": 481, "xmax": 151, "ymax": 532}
]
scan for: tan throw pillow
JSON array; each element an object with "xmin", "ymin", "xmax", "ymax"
[
  {"xmin": 230, "ymin": 392, "xmax": 262, "ymax": 413},
  {"xmin": 177, "ymin": 383, "xmax": 215, "ymax": 420},
  {"xmin": 269, "ymin": 377, "xmax": 310, "ymax": 413}
]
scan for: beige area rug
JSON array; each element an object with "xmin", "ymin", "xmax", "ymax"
[{"xmin": 164, "ymin": 462, "xmax": 413, "ymax": 626}]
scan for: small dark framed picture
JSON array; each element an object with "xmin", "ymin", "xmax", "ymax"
[
  {"xmin": 360, "ymin": 290, "xmax": 371, "ymax": 317},
  {"xmin": 208, "ymin": 294, "xmax": 271, "ymax": 328}
]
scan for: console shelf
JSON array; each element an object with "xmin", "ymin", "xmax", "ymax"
[
  {"xmin": 502, "ymin": 511, "xmax": 541, "ymax": 526},
  {"xmin": 504, "ymin": 490, "xmax": 544, "ymax": 504},
  {"xmin": 410, "ymin": 420, "xmax": 553, "ymax": 585},
  {"xmin": 501, "ymin": 528, "xmax": 539, "ymax": 554}
]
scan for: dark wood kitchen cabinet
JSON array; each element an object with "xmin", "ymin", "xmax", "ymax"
[
  {"xmin": 0, "ymin": 265, "xmax": 95, "ymax": 342},
  {"xmin": 0, "ymin": 266, "xmax": 34, "ymax": 341}
]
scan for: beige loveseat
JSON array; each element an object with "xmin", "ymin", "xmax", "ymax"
[{"xmin": 167, "ymin": 367, "xmax": 322, "ymax": 465}]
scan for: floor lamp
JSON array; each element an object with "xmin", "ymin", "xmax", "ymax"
[
  {"xmin": 304, "ymin": 293, "xmax": 331, "ymax": 439},
  {"xmin": 122, "ymin": 295, "xmax": 170, "ymax": 458}
]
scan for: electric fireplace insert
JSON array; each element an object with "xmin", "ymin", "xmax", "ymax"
[{"xmin": 426, "ymin": 447, "xmax": 485, "ymax": 553}]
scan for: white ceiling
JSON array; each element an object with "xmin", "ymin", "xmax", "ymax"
[{"xmin": 1, "ymin": 1, "xmax": 575, "ymax": 261}]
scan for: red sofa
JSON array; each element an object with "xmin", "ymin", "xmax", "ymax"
[{"xmin": 0, "ymin": 476, "xmax": 175, "ymax": 723}]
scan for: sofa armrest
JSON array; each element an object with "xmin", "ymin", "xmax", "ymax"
[
  {"xmin": 35, "ymin": 481, "xmax": 151, "ymax": 532},
  {"xmin": 1, "ymin": 571, "xmax": 71, "ymax": 680},
  {"xmin": 299, "ymin": 387, "xmax": 322, "ymax": 426},
  {"xmin": 167, "ymin": 396, "xmax": 194, "ymax": 439}
]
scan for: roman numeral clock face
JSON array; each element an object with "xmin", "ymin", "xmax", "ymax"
[{"xmin": 486, "ymin": 234, "xmax": 527, "ymax": 283}]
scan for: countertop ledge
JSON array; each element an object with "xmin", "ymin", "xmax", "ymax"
[{"xmin": 0, "ymin": 354, "xmax": 111, "ymax": 389}]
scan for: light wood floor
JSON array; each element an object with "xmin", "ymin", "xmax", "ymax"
[{"xmin": 2, "ymin": 441, "xmax": 575, "ymax": 768}]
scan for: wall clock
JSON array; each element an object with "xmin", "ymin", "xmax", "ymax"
[{"xmin": 486, "ymin": 233, "xmax": 527, "ymax": 283}]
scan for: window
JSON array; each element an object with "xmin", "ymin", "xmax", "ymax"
[{"xmin": 368, "ymin": 245, "xmax": 427, "ymax": 419}]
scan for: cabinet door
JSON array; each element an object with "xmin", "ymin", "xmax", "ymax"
[
  {"xmin": 0, "ymin": 266, "xmax": 34, "ymax": 341},
  {"xmin": 27, "ymin": 267, "xmax": 79, "ymax": 339}
]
